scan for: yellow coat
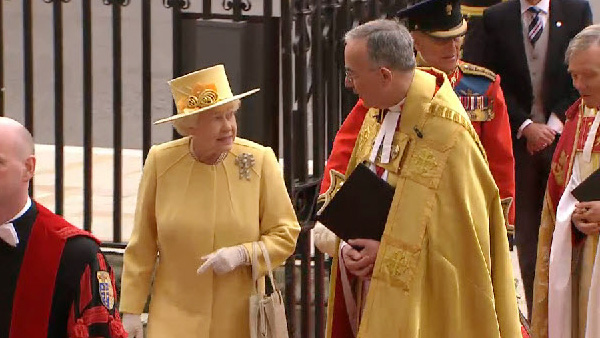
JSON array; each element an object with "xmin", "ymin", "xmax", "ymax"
[
  {"xmin": 327, "ymin": 68, "xmax": 522, "ymax": 337},
  {"xmin": 120, "ymin": 137, "xmax": 300, "ymax": 338}
]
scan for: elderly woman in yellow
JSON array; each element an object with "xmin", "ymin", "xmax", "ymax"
[{"xmin": 119, "ymin": 65, "xmax": 300, "ymax": 338}]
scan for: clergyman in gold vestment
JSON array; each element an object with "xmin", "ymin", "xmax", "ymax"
[
  {"xmin": 119, "ymin": 65, "xmax": 300, "ymax": 338},
  {"xmin": 316, "ymin": 18, "xmax": 521, "ymax": 338}
]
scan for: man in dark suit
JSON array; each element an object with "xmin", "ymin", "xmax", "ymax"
[{"xmin": 482, "ymin": 0, "xmax": 592, "ymax": 318}]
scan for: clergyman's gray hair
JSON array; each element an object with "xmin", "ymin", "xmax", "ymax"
[
  {"xmin": 565, "ymin": 24, "xmax": 600, "ymax": 64},
  {"xmin": 344, "ymin": 19, "xmax": 416, "ymax": 71}
]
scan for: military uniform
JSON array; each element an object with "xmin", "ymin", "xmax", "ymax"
[
  {"xmin": 395, "ymin": 0, "xmax": 516, "ymax": 229},
  {"xmin": 451, "ymin": 61, "xmax": 516, "ymax": 228},
  {"xmin": 0, "ymin": 201, "xmax": 126, "ymax": 338}
]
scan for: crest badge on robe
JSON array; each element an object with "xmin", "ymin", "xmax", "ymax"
[{"xmin": 97, "ymin": 271, "xmax": 115, "ymax": 310}]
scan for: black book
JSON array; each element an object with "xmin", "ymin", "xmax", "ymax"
[
  {"xmin": 316, "ymin": 162, "xmax": 394, "ymax": 242},
  {"xmin": 572, "ymin": 167, "xmax": 600, "ymax": 202}
]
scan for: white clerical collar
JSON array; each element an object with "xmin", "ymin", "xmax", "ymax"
[
  {"xmin": 388, "ymin": 99, "xmax": 404, "ymax": 113},
  {"xmin": 0, "ymin": 198, "xmax": 31, "ymax": 247},
  {"xmin": 368, "ymin": 100, "xmax": 405, "ymax": 181},
  {"xmin": 8, "ymin": 197, "xmax": 32, "ymax": 223}
]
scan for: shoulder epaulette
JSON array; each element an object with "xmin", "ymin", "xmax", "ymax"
[{"xmin": 459, "ymin": 62, "xmax": 496, "ymax": 82}]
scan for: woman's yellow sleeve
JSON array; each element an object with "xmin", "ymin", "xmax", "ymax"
[
  {"xmin": 120, "ymin": 146, "xmax": 159, "ymax": 314},
  {"xmin": 243, "ymin": 147, "xmax": 300, "ymax": 275}
]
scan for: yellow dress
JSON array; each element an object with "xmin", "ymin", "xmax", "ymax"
[
  {"xmin": 326, "ymin": 68, "xmax": 521, "ymax": 337},
  {"xmin": 120, "ymin": 137, "xmax": 300, "ymax": 338}
]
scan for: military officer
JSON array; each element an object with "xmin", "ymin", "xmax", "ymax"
[{"xmin": 397, "ymin": 0, "xmax": 516, "ymax": 230}]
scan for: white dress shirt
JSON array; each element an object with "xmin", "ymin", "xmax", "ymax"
[{"xmin": 517, "ymin": 0, "xmax": 564, "ymax": 138}]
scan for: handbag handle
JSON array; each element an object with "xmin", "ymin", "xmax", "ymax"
[{"xmin": 251, "ymin": 241, "xmax": 279, "ymax": 294}]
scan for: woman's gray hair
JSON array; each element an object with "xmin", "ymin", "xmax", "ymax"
[
  {"xmin": 172, "ymin": 114, "xmax": 200, "ymax": 137},
  {"xmin": 565, "ymin": 24, "xmax": 600, "ymax": 64},
  {"xmin": 172, "ymin": 99, "xmax": 241, "ymax": 136},
  {"xmin": 344, "ymin": 19, "xmax": 416, "ymax": 71}
]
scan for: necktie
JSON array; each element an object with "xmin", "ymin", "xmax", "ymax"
[
  {"xmin": 0, "ymin": 222, "xmax": 18, "ymax": 247},
  {"xmin": 527, "ymin": 6, "xmax": 543, "ymax": 45}
]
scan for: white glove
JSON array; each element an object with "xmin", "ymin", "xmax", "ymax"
[
  {"xmin": 197, "ymin": 245, "xmax": 249, "ymax": 275},
  {"xmin": 122, "ymin": 313, "xmax": 143, "ymax": 338},
  {"xmin": 313, "ymin": 221, "xmax": 338, "ymax": 256}
]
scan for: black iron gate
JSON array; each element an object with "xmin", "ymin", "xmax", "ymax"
[{"xmin": 0, "ymin": 1, "xmax": 408, "ymax": 336}]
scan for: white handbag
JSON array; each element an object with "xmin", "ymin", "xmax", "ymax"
[{"xmin": 249, "ymin": 241, "xmax": 289, "ymax": 338}]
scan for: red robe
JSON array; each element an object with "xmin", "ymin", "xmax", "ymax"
[
  {"xmin": 531, "ymin": 98, "xmax": 591, "ymax": 337},
  {"xmin": 9, "ymin": 202, "xmax": 127, "ymax": 338},
  {"xmin": 319, "ymin": 100, "xmax": 368, "ymax": 196},
  {"xmin": 544, "ymin": 98, "xmax": 589, "ymax": 226}
]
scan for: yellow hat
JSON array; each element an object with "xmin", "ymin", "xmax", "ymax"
[{"xmin": 155, "ymin": 64, "xmax": 260, "ymax": 124}]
